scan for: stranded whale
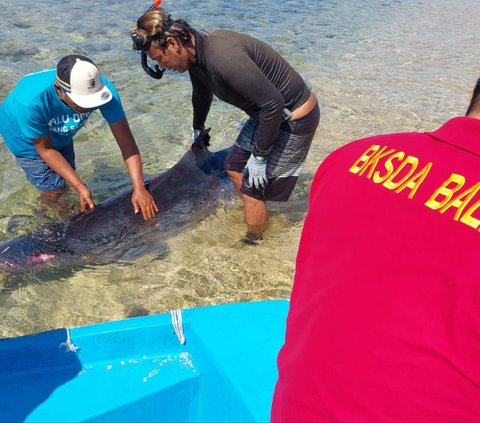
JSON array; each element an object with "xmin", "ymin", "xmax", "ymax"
[{"xmin": 0, "ymin": 144, "xmax": 231, "ymax": 273}]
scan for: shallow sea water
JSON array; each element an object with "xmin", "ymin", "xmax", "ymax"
[{"xmin": 0, "ymin": 0, "xmax": 478, "ymax": 337}]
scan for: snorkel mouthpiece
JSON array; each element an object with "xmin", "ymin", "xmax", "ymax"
[{"xmin": 141, "ymin": 51, "xmax": 165, "ymax": 79}]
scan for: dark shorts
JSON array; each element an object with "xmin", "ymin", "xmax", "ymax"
[
  {"xmin": 225, "ymin": 104, "xmax": 320, "ymax": 201},
  {"xmin": 16, "ymin": 143, "xmax": 76, "ymax": 192}
]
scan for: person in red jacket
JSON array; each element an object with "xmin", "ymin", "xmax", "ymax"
[{"xmin": 272, "ymin": 78, "xmax": 480, "ymax": 422}]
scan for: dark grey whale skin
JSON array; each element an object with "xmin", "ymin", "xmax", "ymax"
[{"xmin": 0, "ymin": 145, "xmax": 231, "ymax": 273}]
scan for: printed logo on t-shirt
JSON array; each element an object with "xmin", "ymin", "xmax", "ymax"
[{"xmin": 47, "ymin": 112, "xmax": 90, "ymax": 136}]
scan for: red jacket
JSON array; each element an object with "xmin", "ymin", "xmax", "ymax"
[{"xmin": 272, "ymin": 117, "xmax": 480, "ymax": 422}]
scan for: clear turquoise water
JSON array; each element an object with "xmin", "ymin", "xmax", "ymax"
[{"xmin": 0, "ymin": 0, "xmax": 478, "ymax": 337}]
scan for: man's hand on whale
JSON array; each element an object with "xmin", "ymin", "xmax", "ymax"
[{"xmin": 131, "ymin": 186, "xmax": 159, "ymax": 220}]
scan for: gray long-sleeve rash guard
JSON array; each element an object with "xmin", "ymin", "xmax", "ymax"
[{"xmin": 188, "ymin": 30, "xmax": 310, "ymax": 157}]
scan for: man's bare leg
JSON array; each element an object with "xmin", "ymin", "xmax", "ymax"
[
  {"xmin": 31, "ymin": 189, "xmax": 65, "ymax": 221},
  {"xmin": 243, "ymin": 194, "xmax": 267, "ymax": 232},
  {"xmin": 227, "ymin": 170, "xmax": 267, "ymax": 243},
  {"xmin": 39, "ymin": 189, "xmax": 64, "ymax": 206},
  {"xmin": 37, "ymin": 189, "xmax": 77, "ymax": 219},
  {"xmin": 226, "ymin": 169, "xmax": 243, "ymax": 195}
]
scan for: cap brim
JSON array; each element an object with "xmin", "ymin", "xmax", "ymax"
[{"xmin": 66, "ymin": 85, "xmax": 113, "ymax": 109}]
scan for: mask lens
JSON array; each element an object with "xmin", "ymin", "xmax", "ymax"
[{"xmin": 131, "ymin": 31, "xmax": 148, "ymax": 51}]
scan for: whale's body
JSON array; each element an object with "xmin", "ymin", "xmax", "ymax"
[{"xmin": 0, "ymin": 145, "xmax": 231, "ymax": 272}]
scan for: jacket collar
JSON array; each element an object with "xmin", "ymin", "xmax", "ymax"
[{"xmin": 427, "ymin": 117, "xmax": 480, "ymax": 157}]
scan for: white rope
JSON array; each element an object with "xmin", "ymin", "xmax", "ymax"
[
  {"xmin": 171, "ymin": 309, "xmax": 186, "ymax": 345},
  {"xmin": 59, "ymin": 326, "xmax": 79, "ymax": 352}
]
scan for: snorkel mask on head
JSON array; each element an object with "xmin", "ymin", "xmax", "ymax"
[{"xmin": 130, "ymin": 0, "xmax": 165, "ymax": 79}]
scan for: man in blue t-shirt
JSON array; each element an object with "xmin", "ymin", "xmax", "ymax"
[{"xmin": 0, "ymin": 54, "xmax": 158, "ymax": 220}]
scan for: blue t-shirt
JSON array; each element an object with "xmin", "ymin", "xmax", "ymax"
[{"xmin": 0, "ymin": 68, "xmax": 126, "ymax": 158}]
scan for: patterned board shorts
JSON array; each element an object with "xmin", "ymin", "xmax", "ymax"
[{"xmin": 225, "ymin": 104, "xmax": 320, "ymax": 201}]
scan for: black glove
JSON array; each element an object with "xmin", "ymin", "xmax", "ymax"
[{"xmin": 192, "ymin": 127, "xmax": 211, "ymax": 148}]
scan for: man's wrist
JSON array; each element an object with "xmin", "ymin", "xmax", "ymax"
[
  {"xmin": 132, "ymin": 184, "xmax": 147, "ymax": 192},
  {"xmin": 192, "ymin": 129, "xmax": 201, "ymax": 141},
  {"xmin": 252, "ymin": 145, "xmax": 268, "ymax": 161},
  {"xmin": 74, "ymin": 182, "xmax": 89, "ymax": 191}
]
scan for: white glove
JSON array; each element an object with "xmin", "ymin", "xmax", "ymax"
[{"xmin": 245, "ymin": 154, "xmax": 268, "ymax": 189}]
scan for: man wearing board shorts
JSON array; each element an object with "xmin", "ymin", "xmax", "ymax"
[
  {"xmin": 130, "ymin": 4, "xmax": 320, "ymax": 243},
  {"xmin": 226, "ymin": 104, "xmax": 320, "ymax": 216}
]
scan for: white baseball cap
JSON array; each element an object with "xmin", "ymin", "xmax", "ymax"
[{"xmin": 56, "ymin": 55, "xmax": 113, "ymax": 109}]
